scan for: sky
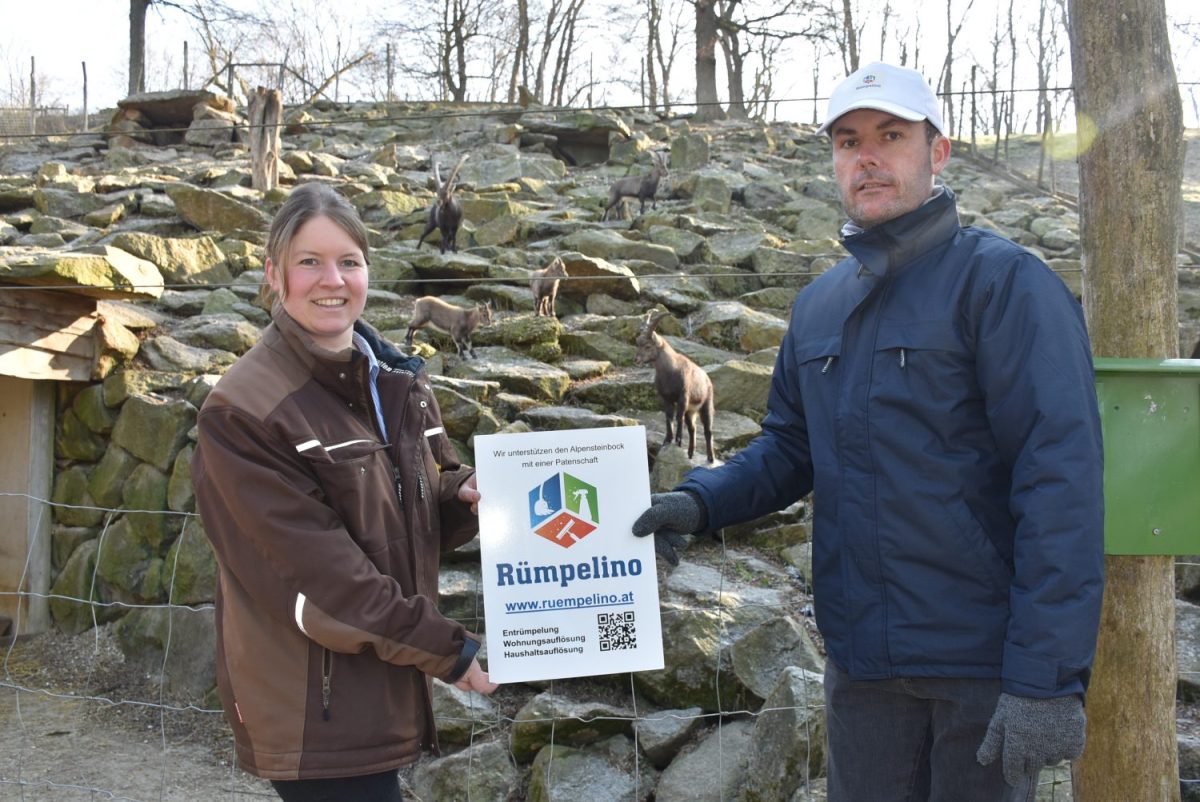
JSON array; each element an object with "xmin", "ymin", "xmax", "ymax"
[{"xmin": 2, "ymin": 0, "xmax": 1198, "ymax": 129}]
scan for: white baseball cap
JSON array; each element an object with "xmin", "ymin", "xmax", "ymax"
[{"xmin": 817, "ymin": 62, "xmax": 947, "ymax": 138}]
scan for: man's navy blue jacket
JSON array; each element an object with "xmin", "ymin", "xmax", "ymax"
[{"xmin": 680, "ymin": 187, "xmax": 1104, "ymax": 699}]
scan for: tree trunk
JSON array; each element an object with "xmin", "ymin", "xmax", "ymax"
[
  {"xmin": 840, "ymin": 0, "xmax": 859, "ymax": 72},
  {"xmin": 249, "ymin": 87, "xmax": 282, "ymax": 192},
  {"xmin": 693, "ymin": 0, "xmax": 724, "ymax": 121},
  {"xmin": 128, "ymin": 0, "xmax": 151, "ymax": 95},
  {"xmin": 508, "ymin": 0, "xmax": 528, "ymax": 102},
  {"xmin": 646, "ymin": 0, "xmax": 660, "ymax": 112},
  {"xmin": 1068, "ymin": 0, "xmax": 1184, "ymax": 799}
]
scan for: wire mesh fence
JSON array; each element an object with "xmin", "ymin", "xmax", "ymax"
[{"xmin": 0, "ymin": 490, "xmax": 1097, "ymax": 801}]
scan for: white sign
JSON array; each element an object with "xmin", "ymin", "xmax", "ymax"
[{"xmin": 473, "ymin": 426, "xmax": 664, "ymax": 683}]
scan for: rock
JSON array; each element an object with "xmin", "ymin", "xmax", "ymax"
[
  {"xmin": 1179, "ymin": 599, "xmax": 1200, "ymax": 701},
  {"xmin": 655, "ymin": 719, "xmax": 754, "ymax": 802},
  {"xmin": 0, "ymin": 245, "xmax": 164, "ymax": 300},
  {"xmin": 510, "ymin": 692, "xmax": 635, "ymax": 762},
  {"xmin": 163, "ymin": 518, "xmax": 217, "ymax": 604},
  {"xmin": 448, "ymin": 347, "xmax": 571, "ymax": 401},
  {"xmin": 110, "ymin": 394, "xmax": 197, "ymax": 473},
  {"xmin": 634, "ymin": 707, "xmax": 705, "ymax": 769},
  {"xmin": 109, "ymin": 232, "xmax": 232, "ymax": 286},
  {"xmin": 165, "ymin": 184, "xmax": 270, "ymax": 233},
  {"xmin": 113, "ymin": 605, "xmax": 216, "ymax": 704},
  {"xmin": 94, "ymin": 516, "xmax": 161, "ymax": 602},
  {"xmin": 739, "ymin": 667, "xmax": 826, "ymax": 802},
  {"xmin": 527, "ymin": 737, "xmax": 656, "ymax": 802},
  {"xmin": 170, "ymin": 314, "xmax": 262, "ymax": 354},
  {"xmin": 706, "ymin": 360, "xmax": 774, "ymax": 417},
  {"xmin": 140, "ymin": 334, "xmax": 239, "ymax": 373},
  {"xmin": 430, "ymin": 680, "xmax": 499, "ymax": 746},
  {"xmin": 635, "ymin": 562, "xmax": 794, "ymax": 711},
  {"xmin": 411, "ymin": 739, "xmax": 518, "ymax": 802},
  {"xmin": 560, "ymin": 229, "xmax": 680, "ymax": 270},
  {"xmin": 49, "ymin": 540, "xmax": 105, "ymax": 634},
  {"xmin": 671, "ymin": 133, "xmax": 711, "ymax": 170},
  {"xmin": 692, "ymin": 301, "xmax": 788, "ymax": 352},
  {"xmin": 117, "ymin": 89, "xmax": 235, "ymax": 127},
  {"xmin": 51, "ymin": 465, "xmax": 103, "ymax": 528},
  {"xmin": 55, "ymin": 408, "xmax": 108, "ymax": 462},
  {"xmin": 517, "ymin": 406, "xmax": 640, "ymax": 430},
  {"xmin": 122, "ymin": 462, "xmax": 174, "ymax": 550}
]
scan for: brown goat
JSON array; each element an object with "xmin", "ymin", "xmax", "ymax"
[
  {"xmin": 405, "ymin": 297, "xmax": 494, "ymax": 359},
  {"xmin": 602, "ymin": 150, "xmax": 669, "ymax": 221},
  {"xmin": 417, "ymin": 155, "xmax": 469, "ymax": 253},
  {"xmin": 531, "ymin": 256, "xmax": 568, "ymax": 317},
  {"xmin": 635, "ymin": 309, "xmax": 715, "ymax": 463}
]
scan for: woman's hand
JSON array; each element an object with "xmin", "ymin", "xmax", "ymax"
[
  {"xmin": 458, "ymin": 473, "xmax": 481, "ymax": 515},
  {"xmin": 453, "ymin": 658, "xmax": 498, "ymax": 694}
]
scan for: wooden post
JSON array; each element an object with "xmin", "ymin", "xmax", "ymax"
[
  {"xmin": 386, "ymin": 43, "xmax": 394, "ymax": 101},
  {"xmin": 1068, "ymin": 0, "xmax": 1185, "ymax": 799},
  {"xmin": 248, "ymin": 86, "xmax": 282, "ymax": 192},
  {"xmin": 81, "ymin": 61, "xmax": 88, "ymax": 132},
  {"xmin": 183, "ymin": 41, "xmax": 189, "ymax": 90},
  {"xmin": 970, "ymin": 66, "xmax": 977, "ymax": 158},
  {"xmin": 29, "ymin": 56, "xmax": 36, "ymax": 134}
]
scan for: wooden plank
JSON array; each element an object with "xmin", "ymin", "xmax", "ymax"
[{"xmin": 0, "ymin": 287, "xmax": 98, "ymax": 381}]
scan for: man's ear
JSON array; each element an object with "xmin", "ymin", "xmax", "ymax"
[{"xmin": 931, "ymin": 136, "xmax": 951, "ymax": 176}]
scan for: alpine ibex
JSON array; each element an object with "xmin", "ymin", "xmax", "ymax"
[
  {"xmin": 602, "ymin": 150, "xmax": 669, "ymax": 221},
  {"xmin": 417, "ymin": 155, "xmax": 469, "ymax": 253},
  {"xmin": 405, "ymin": 297, "xmax": 494, "ymax": 359},
  {"xmin": 531, "ymin": 256, "xmax": 568, "ymax": 317},
  {"xmin": 635, "ymin": 309, "xmax": 716, "ymax": 463}
]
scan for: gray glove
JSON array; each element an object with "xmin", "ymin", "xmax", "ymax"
[
  {"xmin": 631, "ymin": 491, "xmax": 708, "ymax": 567},
  {"xmin": 976, "ymin": 692, "xmax": 1086, "ymax": 786}
]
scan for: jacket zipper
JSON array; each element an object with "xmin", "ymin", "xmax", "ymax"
[
  {"xmin": 321, "ymin": 648, "xmax": 333, "ymax": 721},
  {"xmin": 393, "ymin": 465, "xmax": 404, "ymax": 510},
  {"xmin": 418, "ymin": 470, "xmax": 427, "ymax": 501}
]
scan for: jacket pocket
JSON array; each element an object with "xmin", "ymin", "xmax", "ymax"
[
  {"xmin": 303, "ymin": 440, "xmax": 393, "ymax": 556},
  {"xmin": 792, "ymin": 334, "xmax": 842, "ymax": 374},
  {"xmin": 941, "ymin": 498, "xmax": 1012, "ymax": 588}
]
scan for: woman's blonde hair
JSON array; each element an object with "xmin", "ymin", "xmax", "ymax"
[{"xmin": 260, "ymin": 182, "xmax": 370, "ymax": 304}]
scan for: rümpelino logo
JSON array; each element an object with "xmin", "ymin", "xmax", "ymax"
[
  {"xmin": 529, "ymin": 472, "xmax": 599, "ymax": 548},
  {"xmin": 861, "ymin": 73, "xmax": 877, "ymax": 85}
]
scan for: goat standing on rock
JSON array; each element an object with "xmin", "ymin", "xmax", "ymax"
[
  {"xmin": 531, "ymin": 256, "xmax": 568, "ymax": 317},
  {"xmin": 405, "ymin": 297, "xmax": 493, "ymax": 359},
  {"xmin": 635, "ymin": 309, "xmax": 716, "ymax": 463},
  {"xmin": 602, "ymin": 150, "xmax": 669, "ymax": 221},
  {"xmin": 417, "ymin": 155, "xmax": 468, "ymax": 253}
]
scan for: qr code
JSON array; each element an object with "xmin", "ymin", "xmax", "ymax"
[{"xmin": 597, "ymin": 611, "xmax": 637, "ymax": 652}]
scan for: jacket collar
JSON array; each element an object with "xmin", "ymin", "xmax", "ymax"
[
  {"xmin": 267, "ymin": 305, "xmax": 425, "ymax": 387},
  {"xmin": 841, "ymin": 186, "xmax": 961, "ymax": 279}
]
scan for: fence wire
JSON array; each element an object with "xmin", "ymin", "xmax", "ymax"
[{"xmin": 0, "ymin": 492, "xmax": 1097, "ymax": 800}]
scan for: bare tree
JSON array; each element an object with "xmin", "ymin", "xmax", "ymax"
[
  {"xmin": 647, "ymin": 0, "xmax": 688, "ymax": 112},
  {"xmin": 935, "ymin": 0, "xmax": 978, "ymax": 139},
  {"xmin": 547, "ymin": 0, "xmax": 586, "ymax": 106},
  {"xmin": 714, "ymin": 1, "xmax": 814, "ymax": 119},
  {"xmin": 508, "ymin": 0, "xmax": 529, "ymax": 102},
  {"xmin": 129, "ymin": 0, "xmax": 154, "ymax": 95},
  {"xmin": 693, "ymin": 0, "xmax": 725, "ymax": 121},
  {"xmin": 1067, "ymin": 0, "xmax": 1184, "ymax": 799},
  {"xmin": 839, "ymin": 0, "xmax": 860, "ymax": 72}
]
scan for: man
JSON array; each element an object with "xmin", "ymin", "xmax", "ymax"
[{"xmin": 633, "ymin": 61, "xmax": 1104, "ymax": 801}]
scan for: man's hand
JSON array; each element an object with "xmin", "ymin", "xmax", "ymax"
[
  {"xmin": 976, "ymin": 693, "xmax": 1086, "ymax": 786},
  {"xmin": 631, "ymin": 491, "xmax": 707, "ymax": 566}
]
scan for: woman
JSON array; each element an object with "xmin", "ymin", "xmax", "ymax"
[{"xmin": 192, "ymin": 182, "xmax": 497, "ymax": 802}]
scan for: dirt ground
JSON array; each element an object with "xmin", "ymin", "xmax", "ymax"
[{"xmin": 1, "ymin": 627, "xmax": 273, "ymax": 801}]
